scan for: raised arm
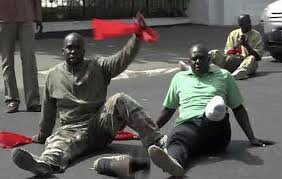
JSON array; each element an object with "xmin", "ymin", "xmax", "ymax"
[{"xmin": 98, "ymin": 35, "xmax": 141, "ymax": 78}]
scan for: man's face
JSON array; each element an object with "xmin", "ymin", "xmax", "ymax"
[
  {"xmin": 62, "ymin": 35, "xmax": 85, "ymax": 67},
  {"xmin": 238, "ymin": 17, "xmax": 251, "ymax": 33},
  {"xmin": 188, "ymin": 46, "xmax": 210, "ymax": 76}
]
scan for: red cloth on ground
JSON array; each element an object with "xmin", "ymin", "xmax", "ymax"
[
  {"xmin": 0, "ymin": 130, "xmax": 139, "ymax": 149},
  {"xmin": 0, "ymin": 131, "xmax": 32, "ymax": 149},
  {"xmin": 114, "ymin": 130, "xmax": 140, "ymax": 140},
  {"xmin": 92, "ymin": 18, "xmax": 159, "ymax": 43}
]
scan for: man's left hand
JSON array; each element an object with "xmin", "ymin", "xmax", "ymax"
[
  {"xmin": 35, "ymin": 21, "xmax": 43, "ymax": 33},
  {"xmin": 250, "ymin": 138, "xmax": 275, "ymax": 147}
]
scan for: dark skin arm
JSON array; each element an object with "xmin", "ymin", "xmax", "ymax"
[
  {"xmin": 156, "ymin": 107, "xmax": 177, "ymax": 128},
  {"xmin": 232, "ymin": 104, "xmax": 274, "ymax": 147},
  {"xmin": 239, "ymin": 35, "xmax": 261, "ymax": 61}
]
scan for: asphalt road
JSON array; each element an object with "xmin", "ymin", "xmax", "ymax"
[{"xmin": 0, "ymin": 25, "xmax": 282, "ymax": 179}]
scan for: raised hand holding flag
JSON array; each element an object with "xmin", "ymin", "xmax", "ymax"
[{"xmin": 92, "ymin": 13, "xmax": 159, "ymax": 43}]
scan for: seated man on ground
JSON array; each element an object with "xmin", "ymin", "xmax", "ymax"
[
  {"xmin": 148, "ymin": 44, "xmax": 273, "ymax": 177},
  {"xmin": 10, "ymin": 14, "xmax": 166, "ymax": 177},
  {"xmin": 209, "ymin": 14, "xmax": 264, "ymax": 80}
]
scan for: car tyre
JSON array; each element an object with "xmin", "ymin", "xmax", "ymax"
[{"xmin": 269, "ymin": 50, "xmax": 282, "ymax": 61}]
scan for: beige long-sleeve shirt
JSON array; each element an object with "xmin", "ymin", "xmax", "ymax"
[
  {"xmin": 224, "ymin": 28, "xmax": 264, "ymax": 58},
  {"xmin": 39, "ymin": 35, "xmax": 141, "ymax": 138},
  {"xmin": 0, "ymin": 0, "xmax": 42, "ymax": 22}
]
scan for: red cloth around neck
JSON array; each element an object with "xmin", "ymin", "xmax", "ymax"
[{"xmin": 92, "ymin": 18, "xmax": 159, "ymax": 43}]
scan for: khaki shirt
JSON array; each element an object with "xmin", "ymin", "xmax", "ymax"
[
  {"xmin": 39, "ymin": 35, "xmax": 141, "ymax": 137},
  {"xmin": 224, "ymin": 28, "xmax": 264, "ymax": 58},
  {"xmin": 0, "ymin": 0, "xmax": 42, "ymax": 22}
]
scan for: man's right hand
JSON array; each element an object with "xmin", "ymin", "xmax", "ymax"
[{"xmin": 32, "ymin": 134, "xmax": 46, "ymax": 144}]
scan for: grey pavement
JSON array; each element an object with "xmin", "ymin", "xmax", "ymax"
[{"xmin": 1, "ymin": 21, "xmax": 282, "ymax": 179}]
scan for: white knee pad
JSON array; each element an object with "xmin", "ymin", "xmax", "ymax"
[{"xmin": 205, "ymin": 96, "xmax": 226, "ymax": 121}]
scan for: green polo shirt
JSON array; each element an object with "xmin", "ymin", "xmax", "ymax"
[{"xmin": 163, "ymin": 64, "xmax": 243, "ymax": 126}]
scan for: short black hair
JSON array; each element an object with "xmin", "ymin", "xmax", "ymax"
[{"xmin": 188, "ymin": 43, "xmax": 209, "ymax": 58}]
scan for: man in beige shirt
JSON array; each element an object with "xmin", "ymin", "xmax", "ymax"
[
  {"xmin": 0, "ymin": 0, "xmax": 42, "ymax": 113},
  {"xmin": 209, "ymin": 14, "xmax": 264, "ymax": 80}
]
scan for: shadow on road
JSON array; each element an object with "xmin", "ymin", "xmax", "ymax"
[
  {"xmin": 164, "ymin": 140, "xmax": 265, "ymax": 179},
  {"xmin": 251, "ymin": 70, "xmax": 282, "ymax": 78}
]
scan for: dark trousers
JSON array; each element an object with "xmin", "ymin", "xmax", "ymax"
[{"xmin": 166, "ymin": 114, "xmax": 231, "ymax": 167}]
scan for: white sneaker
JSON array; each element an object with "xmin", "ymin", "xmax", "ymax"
[
  {"xmin": 93, "ymin": 155, "xmax": 150, "ymax": 177},
  {"xmin": 148, "ymin": 145, "xmax": 184, "ymax": 177},
  {"xmin": 154, "ymin": 135, "xmax": 168, "ymax": 149},
  {"xmin": 232, "ymin": 69, "xmax": 248, "ymax": 80},
  {"xmin": 93, "ymin": 155, "xmax": 131, "ymax": 177}
]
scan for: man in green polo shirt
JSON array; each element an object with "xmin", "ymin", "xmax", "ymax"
[{"xmin": 148, "ymin": 44, "xmax": 273, "ymax": 177}]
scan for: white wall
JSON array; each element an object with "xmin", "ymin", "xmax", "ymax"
[
  {"xmin": 188, "ymin": 0, "xmax": 277, "ymax": 25},
  {"xmin": 223, "ymin": 0, "xmax": 276, "ymax": 25},
  {"xmin": 188, "ymin": 0, "xmax": 210, "ymax": 25}
]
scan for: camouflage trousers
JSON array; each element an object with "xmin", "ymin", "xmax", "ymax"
[
  {"xmin": 40, "ymin": 93, "xmax": 162, "ymax": 170},
  {"xmin": 209, "ymin": 50, "xmax": 258, "ymax": 75}
]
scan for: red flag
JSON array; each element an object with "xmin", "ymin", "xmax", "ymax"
[
  {"xmin": 92, "ymin": 18, "xmax": 159, "ymax": 43},
  {"xmin": 0, "ymin": 131, "xmax": 32, "ymax": 149},
  {"xmin": 0, "ymin": 130, "xmax": 138, "ymax": 149}
]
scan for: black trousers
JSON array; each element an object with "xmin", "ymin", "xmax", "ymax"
[{"xmin": 166, "ymin": 114, "xmax": 231, "ymax": 167}]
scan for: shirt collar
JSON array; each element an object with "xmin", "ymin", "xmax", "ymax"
[{"xmin": 184, "ymin": 64, "xmax": 218, "ymax": 76}]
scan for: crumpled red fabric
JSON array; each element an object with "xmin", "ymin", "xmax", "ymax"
[
  {"xmin": 0, "ymin": 130, "xmax": 140, "ymax": 149},
  {"xmin": 226, "ymin": 48, "xmax": 242, "ymax": 55},
  {"xmin": 92, "ymin": 18, "xmax": 159, "ymax": 43},
  {"xmin": 0, "ymin": 131, "xmax": 32, "ymax": 149},
  {"xmin": 114, "ymin": 130, "xmax": 140, "ymax": 140}
]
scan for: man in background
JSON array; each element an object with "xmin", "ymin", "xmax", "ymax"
[
  {"xmin": 209, "ymin": 14, "xmax": 264, "ymax": 80},
  {"xmin": 0, "ymin": 0, "xmax": 42, "ymax": 113}
]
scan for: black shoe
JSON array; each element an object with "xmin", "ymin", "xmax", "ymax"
[
  {"xmin": 6, "ymin": 102, "xmax": 19, "ymax": 113},
  {"xmin": 27, "ymin": 104, "xmax": 41, "ymax": 112},
  {"xmin": 93, "ymin": 155, "xmax": 150, "ymax": 177},
  {"xmin": 11, "ymin": 148, "xmax": 53, "ymax": 176}
]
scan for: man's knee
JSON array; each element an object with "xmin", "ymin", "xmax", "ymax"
[
  {"xmin": 245, "ymin": 55, "xmax": 256, "ymax": 62},
  {"xmin": 208, "ymin": 49, "xmax": 219, "ymax": 55},
  {"xmin": 208, "ymin": 50, "xmax": 219, "ymax": 61},
  {"xmin": 111, "ymin": 92, "xmax": 130, "ymax": 103}
]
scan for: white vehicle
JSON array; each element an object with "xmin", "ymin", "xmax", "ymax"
[{"xmin": 260, "ymin": 0, "xmax": 282, "ymax": 61}]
